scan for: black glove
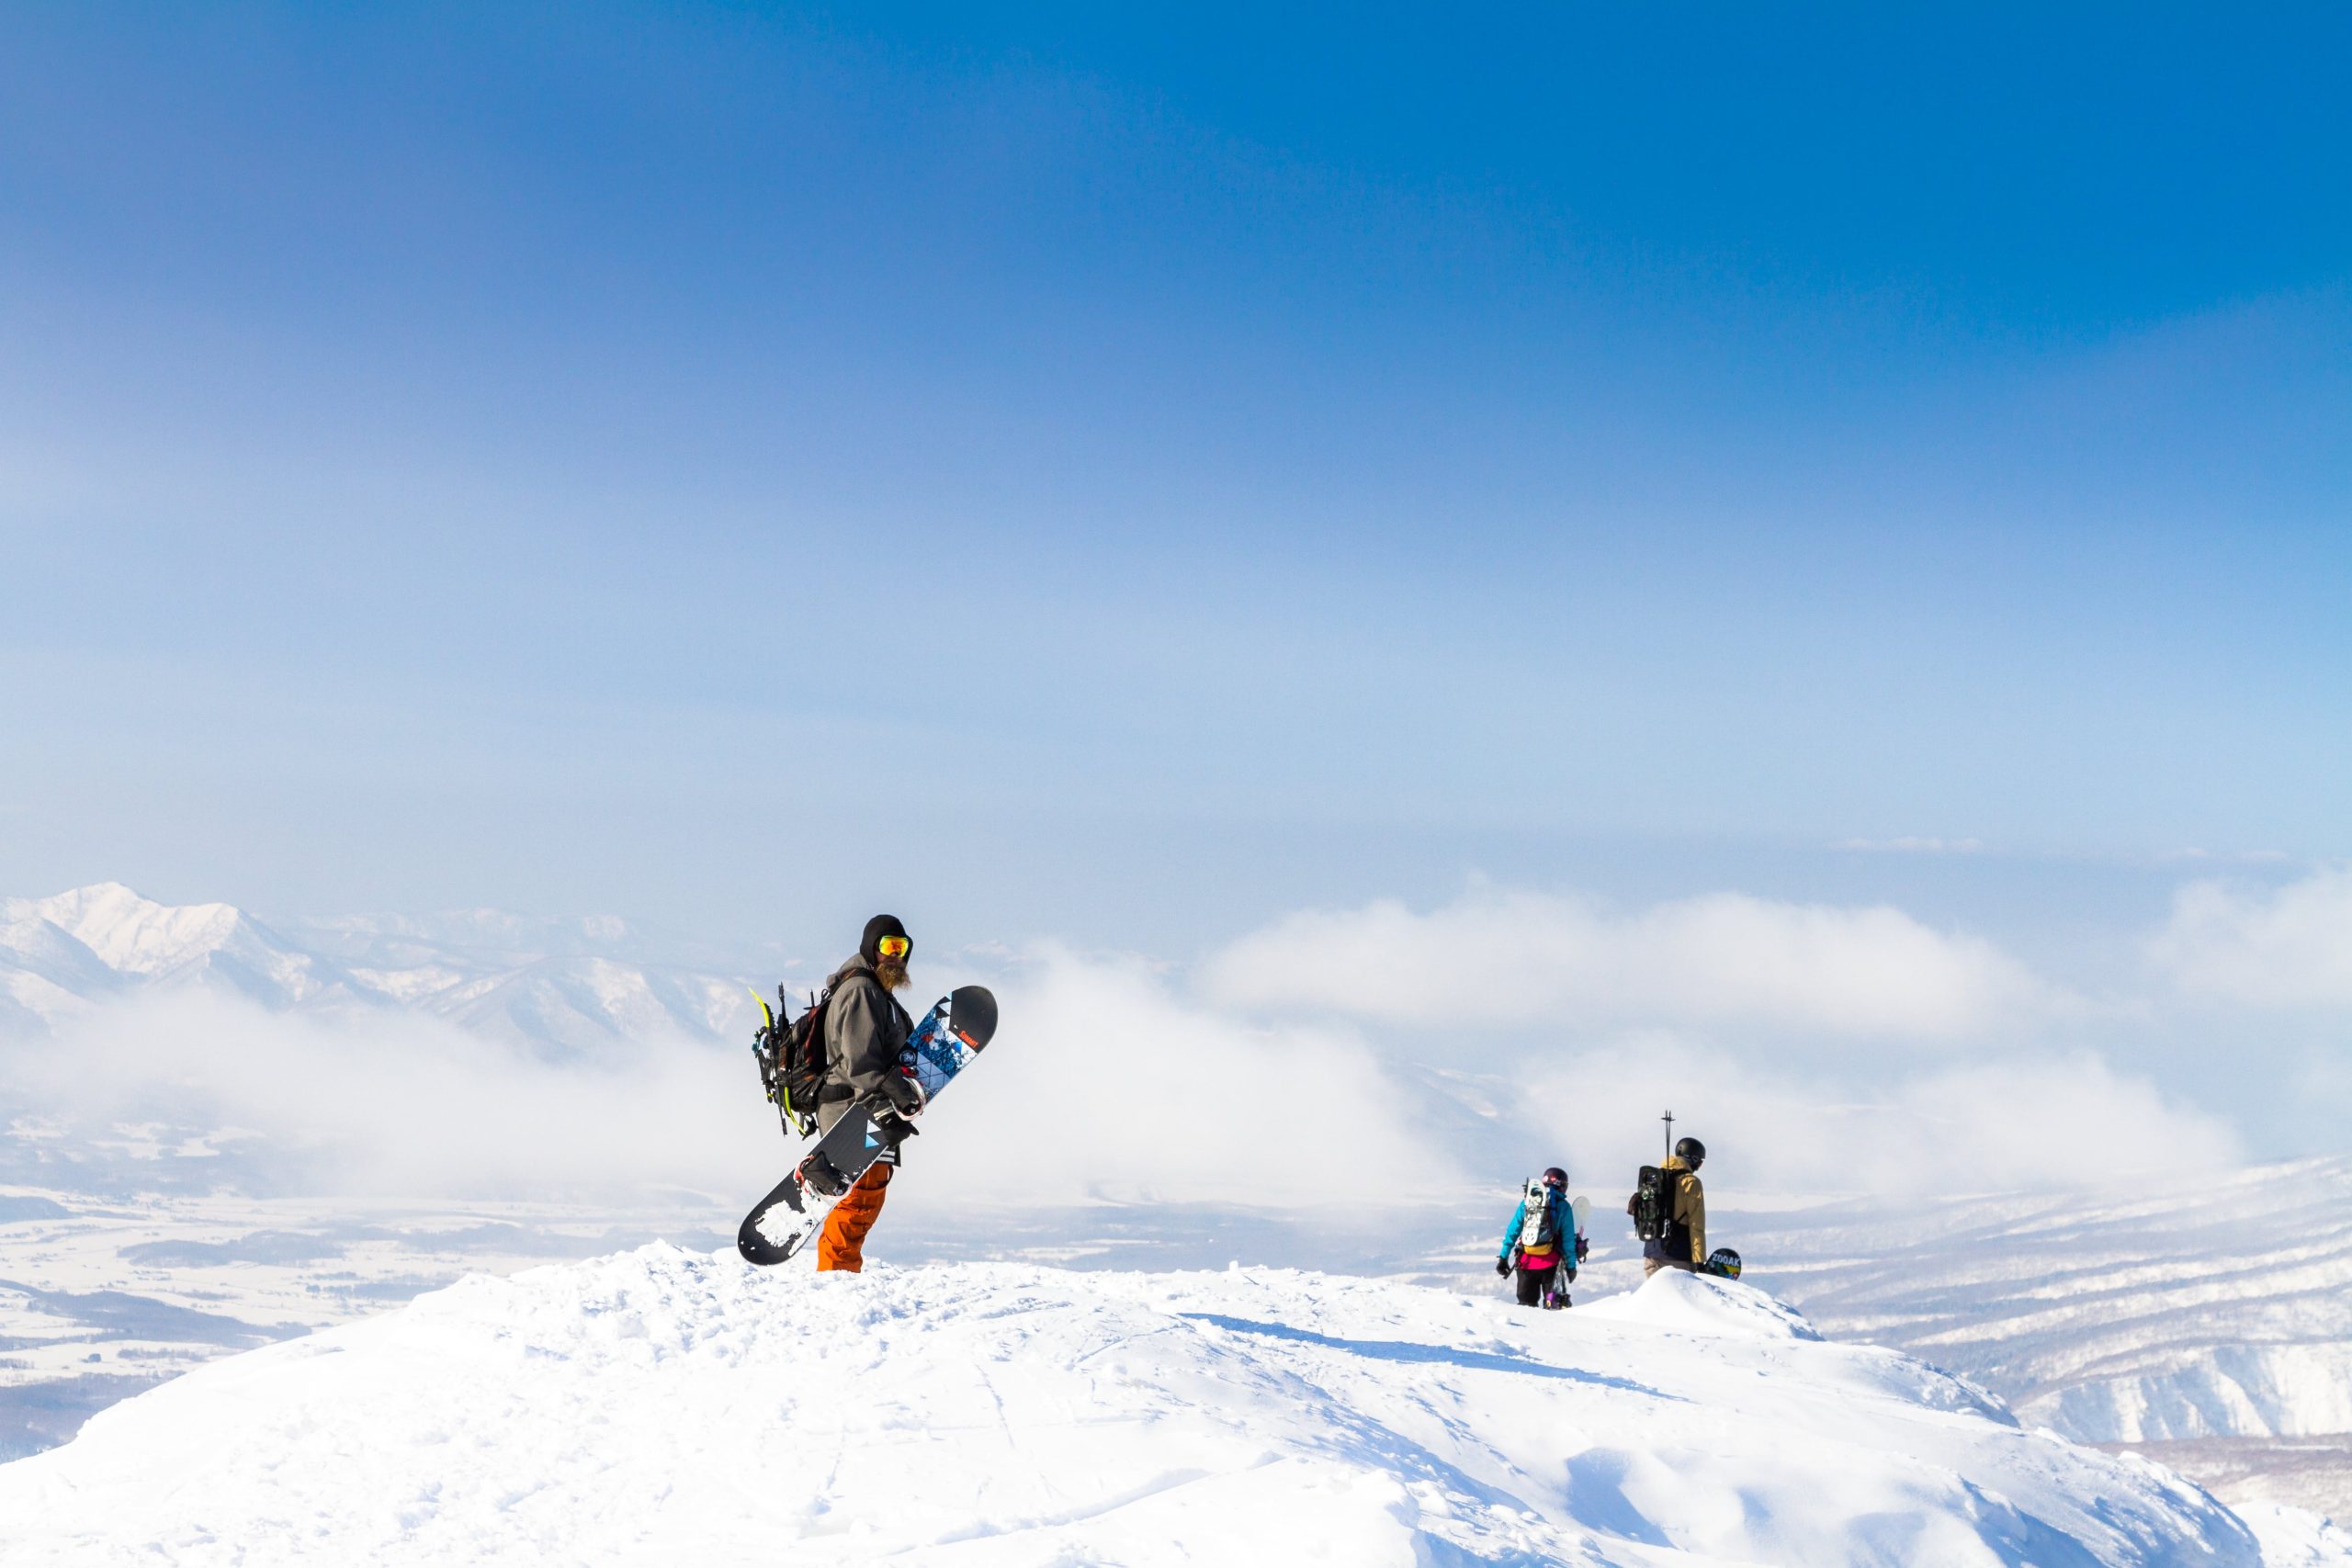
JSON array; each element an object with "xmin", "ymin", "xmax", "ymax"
[
  {"xmin": 880, "ymin": 1068, "xmax": 927, "ymax": 1120},
  {"xmin": 1495, "ymin": 1258, "xmax": 1511, "ymax": 1278}
]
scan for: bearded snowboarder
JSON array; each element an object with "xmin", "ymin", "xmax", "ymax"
[{"xmin": 811, "ymin": 914, "xmax": 924, "ymax": 1271}]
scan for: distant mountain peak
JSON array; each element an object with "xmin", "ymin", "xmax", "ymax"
[
  {"xmin": 0, "ymin": 884, "xmax": 763, "ymax": 1051},
  {"xmin": 28, "ymin": 882, "xmax": 258, "ymax": 977}
]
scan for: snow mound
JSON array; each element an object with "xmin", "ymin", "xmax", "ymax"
[
  {"xmin": 0, "ymin": 1245, "xmax": 2329, "ymax": 1567},
  {"xmin": 1578, "ymin": 1263, "xmax": 1825, "ymax": 1340},
  {"xmin": 2234, "ymin": 1501, "xmax": 2352, "ymax": 1568}
]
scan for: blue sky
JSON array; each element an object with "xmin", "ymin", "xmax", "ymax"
[{"xmin": 4, "ymin": 2, "xmax": 2347, "ymax": 970}]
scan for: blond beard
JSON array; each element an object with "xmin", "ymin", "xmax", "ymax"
[{"xmin": 875, "ymin": 954, "xmax": 910, "ymax": 990}]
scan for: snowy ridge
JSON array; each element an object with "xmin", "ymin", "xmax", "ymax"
[
  {"xmin": 0, "ymin": 884, "xmax": 761, "ymax": 1051},
  {"xmin": 4, "ymin": 1245, "xmax": 2342, "ymax": 1566},
  {"xmin": 28, "ymin": 883, "xmax": 307, "ymax": 987},
  {"xmin": 1747, "ymin": 1156, "xmax": 2352, "ymax": 1449}
]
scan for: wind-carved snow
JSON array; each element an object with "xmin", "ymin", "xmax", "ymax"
[{"xmin": 4, "ymin": 1245, "xmax": 2337, "ymax": 1567}]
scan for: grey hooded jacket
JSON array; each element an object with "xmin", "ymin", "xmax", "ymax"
[{"xmin": 816, "ymin": 955, "xmax": 919, "ymax": 1134}]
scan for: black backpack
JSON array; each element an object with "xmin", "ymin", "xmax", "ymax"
[
  {"xmin": 752, "ymin": 980, "xmax": 847, "ymax": 1138},
  {"xmin": 1629, "ymin": 1165, "xmax": 1670, "ymax": 1241}
]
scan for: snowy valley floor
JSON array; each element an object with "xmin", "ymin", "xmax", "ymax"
[{"xmin": 6, "ymin": 1246, "xmax": 2348, "ymax": 1567}]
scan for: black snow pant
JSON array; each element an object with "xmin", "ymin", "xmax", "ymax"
[{"xmin": 1514, "ymin": 1261, "xmax": 1566, "ymax": 1308}]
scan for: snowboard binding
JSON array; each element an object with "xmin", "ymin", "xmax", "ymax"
[{"xmin": 796, "ymin": 1149, "xmax": 851, "ymax": 1199}]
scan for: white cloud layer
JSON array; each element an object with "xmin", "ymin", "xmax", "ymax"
[
  {"xmin": 4, "ymin": 991, "xmax": 774, "ymax": 1199},
  {"xmin": 0, "ymin": 953, "xmax": 1442, "ymax": 1210},
  {"xmin": 910, "ymin": 947, "xmax": 1444, "ymax": 1206},
  {"xmin": 2151, "ymin": 866, "xmax": 2352, "ymax": 1008},
  {"xmin": 1520, "ymin": 1039, "xmax": 2241, "ymax": 1200},
  {"xmin": 0, "ymin": 893, "xmax": 2249, "ymax": 1213},
  {"xmin": 1200, "ymin": 887, "xmax": 2055, "ymax": 1042}
]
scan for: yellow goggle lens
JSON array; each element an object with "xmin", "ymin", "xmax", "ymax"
[{"xmin": 876, "ymin": 935, "xmax": 910, "ymax": 959}]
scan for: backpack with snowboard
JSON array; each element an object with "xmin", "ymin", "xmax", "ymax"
[
  {"xmin": 1629, "ymin": 1164, "xmax": 1671, "ymax": 1241},
  {"xmin": 1516, "ymin": 1177, "xmax": 1564, "ymax": 1253}
]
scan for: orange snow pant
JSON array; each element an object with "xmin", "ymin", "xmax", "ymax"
[{"xmin": 816, "ymin": 1163, "xmax": 892, "ymax": 1272}]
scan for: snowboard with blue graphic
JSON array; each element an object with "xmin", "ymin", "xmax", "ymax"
[{"xmin": 737, "ymin": 985, "xmax": 998, "ymax": 1266}]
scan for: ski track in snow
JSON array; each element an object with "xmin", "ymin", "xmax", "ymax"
[{"xmin": 4, "ymin": 1245, "xmax": 2344, "ymax": 1567}]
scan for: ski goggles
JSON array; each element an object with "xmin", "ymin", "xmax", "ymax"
[{"xmin": 876, "ymin": 935, "xmax": 911, "ymax": 960}]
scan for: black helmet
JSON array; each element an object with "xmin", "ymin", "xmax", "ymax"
[
  {"xmin": 1542, "ymin": 1167, "xmax": 1567, "ymax": 1188},
  {"xmin": 1674, "ymin": 1136, "xmax": 1706, "ymax": 1165}
]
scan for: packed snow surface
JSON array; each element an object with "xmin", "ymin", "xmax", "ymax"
[{"xmin": 5, "ymin": 1246, "xmax": 2338, "ymax": 1567}]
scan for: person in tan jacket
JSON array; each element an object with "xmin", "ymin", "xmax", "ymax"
[{"xmin": 1639, "ymin": 1138, "xmax": 1707, "ymax": 1277}]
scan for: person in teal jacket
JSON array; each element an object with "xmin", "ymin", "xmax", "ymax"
[{"xmin": 1496, "ymin": 1167, "xmax": 1586, "ymax": 1309}]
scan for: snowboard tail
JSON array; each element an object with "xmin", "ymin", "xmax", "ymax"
[{"xmin": 736, "ymin": 1171, "xmax": 811, "ymax": 1266}]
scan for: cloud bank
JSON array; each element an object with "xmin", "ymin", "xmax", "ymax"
[
  {"xmin": 1514, "ymin": 1038, "xmax": 2239, "ymax": 1200},
  {"xmin": 0, "ymin": 954, "xmax": 1439, "ymax": 1210},
  {"xmin": 3, "ymin": 872, "xmax": 2290, "ymax": 1213},
  {"xmin": 910, "ymin": 948, "xmax": 1443, "ymax": 1206},
  {"xmin": 1201, "ymin": 887, "xmax": 2056, "ymax": 1042},
  {"xmin": 2151, "ymin": 865, "xmax": 2352, "ymax": 1009},
  {"xmin": 3, "ymin": 991, "xmax": 772, "ymax": 1200}
]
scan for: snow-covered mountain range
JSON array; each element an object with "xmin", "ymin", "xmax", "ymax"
[
  {"xmin": 1751, "ymin": 1158, "xmax": 2352, "ymax": 1443},
  {"xmin": 6, "ymin": 1247, "xmax": 2344, "ymax": 1566},
  {"xmin": 0, "ymin": 884, "xmax": 765, "ymax": 1052},
  {"xmin": 1733, "ymin": 1156, "xmax": 2352, "ymax": 1518}
]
